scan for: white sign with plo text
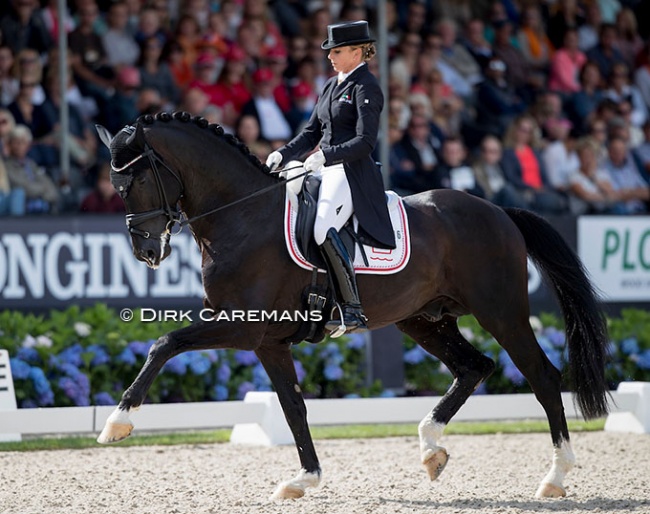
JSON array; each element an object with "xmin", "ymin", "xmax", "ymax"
[{"xmin": 578, "ymin": 216, "xmax": 650, "ymax": 301}]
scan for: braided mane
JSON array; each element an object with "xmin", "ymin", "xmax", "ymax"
[{"xmin": 136, "ymin": 111, "xmax": 277, "ymax": 177}]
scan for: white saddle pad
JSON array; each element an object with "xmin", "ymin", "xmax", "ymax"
[{"xmin": 281, "ymin": 163, "xmax": 411, "ymax": 275}]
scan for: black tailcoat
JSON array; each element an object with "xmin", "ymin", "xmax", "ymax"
[{"xmin": 278, "ymin": 64, "xmax": 395, "ymax": 249}]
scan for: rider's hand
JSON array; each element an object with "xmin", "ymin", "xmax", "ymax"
[
  {"xmin": 266, "ymin": 151, "xmax": 283, "ymax": 172},
  {"xmin": 304, "ymin": 150, "xmax": 326, "ymax": 173}
]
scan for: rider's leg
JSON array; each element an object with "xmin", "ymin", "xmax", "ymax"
[{"xmin": 313, "ymin": 164, "xmax": 367, "ymax": 335}]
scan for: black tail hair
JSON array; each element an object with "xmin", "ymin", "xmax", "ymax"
[{"xmin": 505, "ymin": 208, "xmax": 609, "ymax": 419}]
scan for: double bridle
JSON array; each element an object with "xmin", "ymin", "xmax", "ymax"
[
  {"xmin": 112, "ymin": 143, "xmax": 183, "ymax": 239},
  {"xmin": 112, "ymin": 142, "xmax": 309, "ymax": 240}
]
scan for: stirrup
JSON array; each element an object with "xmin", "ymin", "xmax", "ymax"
[
  {"xmin": 326, "ymin": 303, "xmax": 368, "ymax": 338},
  {"xmin": 327, "ymin": 303, "xmax": 347, "ymax": 338}
]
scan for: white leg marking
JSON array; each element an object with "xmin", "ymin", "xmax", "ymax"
[
  {"xmin": 271, "ymin": 469, "xmax": 321, "ymax": 500},
  {"xmin": 96, "ymin": 407, "xmax": 134, "ymax": 444},
  {"xmin": 535, "ymin": 439, "xmax": 575, "ymax": 498},
  {"xmin": 418, "ymin": 415, "xmax": 449, "ymax": 480}
]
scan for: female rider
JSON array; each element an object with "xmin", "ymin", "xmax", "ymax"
[{"xmin": 266, "ymin": 20, "xmax": 395, "ymax": 335}]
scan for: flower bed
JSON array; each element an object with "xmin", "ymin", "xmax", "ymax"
[{"xmin": 2, "ymin": 305, "xmax": 650, "ymax": 408}]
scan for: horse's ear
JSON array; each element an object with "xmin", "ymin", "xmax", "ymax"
[
  {"xmin": 126, "ymin": 122, "xmax": 147, "ymax": 151},
  {"xmin": 95, "ymin": 125, "xmax": 113, "ymax": 149}
]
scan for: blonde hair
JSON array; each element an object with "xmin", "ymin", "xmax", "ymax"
[
  {"xmin": 575, "ymin": 136, "xmax": 601, "ymax": 154},
  {"xmin": 503, "ymin": 114, "xmax": 542, "ymax": 150},
  {"xmin": 352, "ymin": 43, "xmax": 376, "ymax": 61}
]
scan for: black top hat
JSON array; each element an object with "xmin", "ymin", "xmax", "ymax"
[{"xmin": 321, "ymin": 21, "xmax": 375, "ymax": 50}]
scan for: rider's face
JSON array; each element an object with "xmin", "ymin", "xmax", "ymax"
[{"xmin": 328, "ymin": 46, "xmax": 362, "ymax": 74}]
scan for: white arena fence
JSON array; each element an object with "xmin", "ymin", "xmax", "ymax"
[{"xmin": 1, "ymin": 349, "xmax": 648, "ymax": 445}]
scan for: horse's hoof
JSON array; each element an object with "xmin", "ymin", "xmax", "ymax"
[
  {"xmin": 422, "ymin": 448, "xmax": 449, "ymax": 481},
  {"xmin": 97, "ymin": 421, "xmax": 134, "ymax": 444},
  {"xmin": 535, "ymin": 482, "xmax": 567, "ymax": 498},
  {"xmin": 271, "ymin": 482, "xmax": 306, "ymax": 500}
]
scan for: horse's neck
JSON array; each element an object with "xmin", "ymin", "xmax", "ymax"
[{"xmin": 174, "ymin": 146, "xmax": 281, "ymax": 238}]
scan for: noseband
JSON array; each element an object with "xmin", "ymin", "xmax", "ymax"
[{"xmin": 112, "ymin": 144, "xmax": 183, "ymax": 239}]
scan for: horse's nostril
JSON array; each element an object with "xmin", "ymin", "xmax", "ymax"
[{"xmin": 147, "ymin": 249, "xmax": 157, "ymax": 262}]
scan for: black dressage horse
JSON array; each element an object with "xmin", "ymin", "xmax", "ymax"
[{"xmin": 96, "ymin": 112, "xmax": 608, "ymax": 500}]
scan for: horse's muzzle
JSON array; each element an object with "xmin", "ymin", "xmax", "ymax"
[{"xmin": 133, "ymin": 239, "xmax": 171, "ymax": 269}]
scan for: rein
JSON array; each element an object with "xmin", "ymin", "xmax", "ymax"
[
  {"xmin": 179, "ymin": 164, "xmax": 307, "ymax": 226},
  {"xmin": 116, "ymin": 143, "xmax": 308, "ymax": 237}
]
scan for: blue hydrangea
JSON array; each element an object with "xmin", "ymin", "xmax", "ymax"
[
  {"xmin": 9, "ymin": 358, "xmax": 31, "ymax": 380},
  {"xmin": 211, "ymin": 384, "xmax": 229, "ymax": 401},
  {"xmin": 251, "ymin": 364, "xmax": 271, "ymax": 390},
  {"xmin": 404, "ymin": 346, "xmax": 426, "ymax": 365},
  {"xmin": 55, "ymin": 343, "xmax": 84, "ymax": 368},
  {"xmin": 234, "ymin": 350, "xmax": 258, "ymax": 366},
  {"xmin": 321, "ymin": 343, "xmax": 344, "ymax": 365},
  {"xmin": 216, "ymin": 363, "xmax": 231, "ymax": 384},
  {"xmin": 57, "ymin": 363, "xmax": 90, "ymax": 406},
  {"xmin": 87, "ymin": 344, "xmax": 110, "ymax": 367},
  {"xmin": 636, "ymin": 349, "xmax": 650, "ymax": 370},
  {"xmin": 16, "ymin": 347, "xmax": 40, "ymax": 365},
  {"xmin": 379, "ymin": 389, "xmax": 396, "ymax": 398},
  {"xmin": 323, "ymin": 363, "xmax": 344, "ymax": 381},
  {"xmin": 499, "ymin": 350, "xmax": 525, "ymax": 386},
  {"xmin": 22, "ymin": 399, "xmax": 38, "ymax": 408},
  {"xmin": 536, "ymin": 335, "xmax": 553, "ymax": 352},
  {"xmin": 93, "ymin": 392, "xmax": 116, "ymax": 406},
  {"xmin": 542, "ymin": 346, "xmax": 563, "ymax": 371},
  {"xmin": 293, "ymin": 359, "xmax": 306, "ymax": 383},
  {"xmin": 128, "ymin": 340, "xmax": 153, "ymax": 357},
  {"xmin": 297, "ymin": 344, "xmax": 314, "ymax": 356},
  {"xmin": 117, "ymin": 348, "xmax": 136, "ymax": 365},
  {"xmin": 544, "ymin": 327, "xmax": 566, "ymax": 348},
  {"xmin": 163, "ymin": 354, "xmax": 188, "ymax": 375},
  {"xmin": 621, "ymin": 338, "xmax": 640, "ymax": 356},
  {"xmin": 237, "ymin": 381, "xmax": 256, "ymax": 399},
  {"xmin": 204, "ymin": 349, "xmax": 219, "ymax": 363},
  {"xmin": 344, "ymin": 393, "xmax": 360, "ymax": 399},
  {"xmin": 29, "ymin": 367, "xmax": 54, "ymax": 406},
  {"xmin": 346, "ymin": 333, "xmax": 366, "ymax": 350},
  {"xmin": 188, "ymin": 352, "xmax": 211, "ymax": 376}
]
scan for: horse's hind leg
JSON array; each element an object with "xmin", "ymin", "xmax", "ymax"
[
  {"xmin": 396, "ymin": 315, "xmax": 495, "ymax": 481},
  {"xmin": 477, "ymin": 313, "xmax": 574, "ymax": 498},
  {"xmin": 255, "ymin": 342, "xmax": 321, "ymax": 500}
]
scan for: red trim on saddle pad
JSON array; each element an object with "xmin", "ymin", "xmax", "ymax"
[{"xmin": 284, "ymin": 192, "xmax": 411, "ymax": 275}]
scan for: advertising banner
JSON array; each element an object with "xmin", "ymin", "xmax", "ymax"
[
  {"xmin": 578, "ymin": 216, "xmax": 650, "ymax": 302},
  {"xmin": 0, "ymin": 216, "xmax": 204, "ymax": 310},
  {"xmin": 0, "ymin": 214, "xmax": 602, "ymax": 313}
]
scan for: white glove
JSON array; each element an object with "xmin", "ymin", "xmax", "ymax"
[
  {"xmin": 266, "ymin": 151, "xmax": 283, "ymax": 172},
  {"xmin": 304, "ymin": 150, "xmax": 326, "ymax": 173}
]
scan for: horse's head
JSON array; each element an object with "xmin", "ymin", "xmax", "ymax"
[{"xmin": 97, "ymin": 122, "xmax": 183, "ymax": 269}]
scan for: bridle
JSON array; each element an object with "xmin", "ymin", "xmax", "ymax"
[
  {"xmin": 112, "ymin": 143, "xmax": 183, "ymax": 240},
  {"xmin": 113, "ymin": 142, "xmax": 309, "ymax": 240}
]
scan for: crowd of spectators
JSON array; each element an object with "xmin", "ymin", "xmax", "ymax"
[{"xmin": 0, "ymin": 0, "xmax": 649, "ymax": 216}]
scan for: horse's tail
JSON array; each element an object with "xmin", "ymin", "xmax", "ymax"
[{"xmin": 504, "ymin": 208, "xmax": 609, "ymax": 420}]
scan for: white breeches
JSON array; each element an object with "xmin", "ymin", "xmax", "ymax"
[{"xmin": 313, "ymin": 163, "xmax": 354, "ymax": 245}]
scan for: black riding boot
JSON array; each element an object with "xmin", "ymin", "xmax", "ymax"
[{"xmin": 320, "ymin": 228, "xmax": 368, "ymax": 335}]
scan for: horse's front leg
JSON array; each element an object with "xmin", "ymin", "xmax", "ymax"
[
  {"xmin": 255, "ymin": 342, "xmax": 321, "ymax": 500},
  {"xmin": 97, "ymin": 320, "xmax": 263, "ymax": 443}
]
